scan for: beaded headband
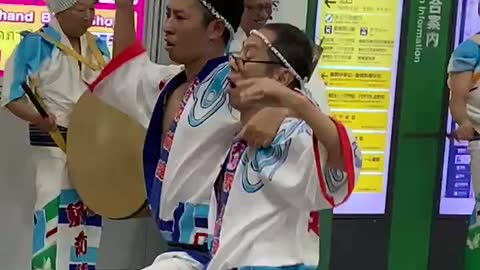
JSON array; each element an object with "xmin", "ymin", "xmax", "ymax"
[
  {"xmin": 250, "ymin": 29, "xmax": 312, "ymax": 99},
  {"xmin": 198, "ymin": 0, "xmax": 236, "ymax": 41}
]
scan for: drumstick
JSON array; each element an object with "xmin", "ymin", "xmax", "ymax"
[{"xmin": 21, "ymin": 82, "xmax": 67, "ymax": 152}]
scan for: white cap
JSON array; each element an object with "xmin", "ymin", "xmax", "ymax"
[{"xmin": 45, "ymin": 0, "xmax": 77, "ymax": 14}]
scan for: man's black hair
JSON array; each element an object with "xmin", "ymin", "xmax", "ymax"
[
  {"xmin": 201, "ymin": 0, "xmax": 244, "ymax": 45},
  {"xmin": 263, "ymin": 23, "xmax": 314, "ymax": 89}
]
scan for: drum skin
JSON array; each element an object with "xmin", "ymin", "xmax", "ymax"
[{"xmin": 67, "ymin": 91, "xmax": 149, "ymax": 219}]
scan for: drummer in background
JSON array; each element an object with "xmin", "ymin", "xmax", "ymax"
[
  {"xmin": 229, "ymin": 0, "xmax": 273, "ymax": 52},
  {"xmin": 0, "ymin": 0, "xmax": 109, "ymax": 269}
]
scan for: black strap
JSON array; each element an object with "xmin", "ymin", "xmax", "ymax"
[
  {"xmin": 29, "ymin": 124, "xmax": 67, "ymax": 147},
  {"xmin": 167, "ymin": 242, "xmax": 209, "ymax": 253}
]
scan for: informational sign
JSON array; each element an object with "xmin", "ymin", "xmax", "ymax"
[
  {"xmin": 0, "ymin": 0, "xmax": 145, "ymax": 77},
  {"xmin": 315, "ymin": 0, "xmax": 404, "ymax": 214},
  {"xmin": 440, "ymin": 0, "xmax": 478, "ymax": 215}
]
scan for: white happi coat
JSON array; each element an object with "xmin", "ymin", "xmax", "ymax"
[
  {"xmin": 0, "ymin": 18, "xmax": 109, "ymax": 270},
  {"xmin": 207, "ymin": 117, "xmax": 361, "ymax": 270},
  {"xmin": 89, "ymin": 41, "xmax": 240, "ymax": 265}
]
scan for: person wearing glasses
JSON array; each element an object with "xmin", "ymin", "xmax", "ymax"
[
  {"xmin": 230, "ymin": 0, "xmax": 273, "ymax": 52},
  {"xmin": 207, "ymin": 23, "xmax": 361, "ymax": 270},
  {"xmin": 0, "ymin": 0, "xmax": 109, "ymax": 269}
]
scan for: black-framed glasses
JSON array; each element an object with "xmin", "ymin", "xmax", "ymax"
[{"xmin": 228, "ymin": 52, "xmax": 283, "ymax": 66}]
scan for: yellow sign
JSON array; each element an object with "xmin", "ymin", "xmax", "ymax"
[
  {"xmin": 353, "ymin": 133, "xmax": 386, "ymax": 152},
  {"xmin": 354, "ymin": 174, "xmax": 383, "ymax": 193},
  {"xmin": 313, "ymin": 0, "xmax": 401, "ymax": 201},
  {"xmin": 327, "ymin": 90, "xmax": 389, "ymax": 110},
  {"xmin": 331, "ymin": 111, "xmax": 388, "ymax": 131},
  {"xmin": 0, "ymin": 5, "xmax": 43, "ymax": 71},
  {"xmin": 319, "ymin": 69, "xmax": 391, "ymax": 89},
  {"xmin": 319, "ymin": 0, "xmax": 398, "ymax": 68},
  {"xmin": 362, "ymin": 153, "xmax": 384, "ymax": 172}
]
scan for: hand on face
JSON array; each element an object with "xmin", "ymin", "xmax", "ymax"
[{"xmin": 228, "ymin": 77, "xmax": 302, "ymax": 110}]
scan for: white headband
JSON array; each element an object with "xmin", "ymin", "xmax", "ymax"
[
  {"xmin": 250, "ymin": 29, "xmax": 312, "ymax": 99},
  {"xmin": 198, "ymin": 0, "xmax": 235, "ymax": 41}
]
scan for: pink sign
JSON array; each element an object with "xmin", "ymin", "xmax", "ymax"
[{"xmin": 0, "ymin": 0, "xmax": 146, "ymax": 76}]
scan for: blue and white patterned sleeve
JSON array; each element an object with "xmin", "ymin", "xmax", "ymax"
[
  {"xmin": 1, "ymin": 33, "xmax": 53, "ymax": 107},
  {"xmin": 253, "ymin": 126, "xmax": 337, "ymax": 211},
  {"xmin": 94, "ymin": 35, "xmax": 111, "ymax": 61},
  {"xmin": 448, "ymin": 39, "xmax": 480, "ymax": 73},
  {"xmin": 255, "ymin": 120, "xmax": 361, "ymax": 211}
]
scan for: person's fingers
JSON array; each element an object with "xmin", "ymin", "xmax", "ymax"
[
  {"xmin": 240, "ymin": 87, "xmax": 264, "ymax": 100},
  {"xmin": 235, "ymin": 78, "xmax": 257, "ymax": 90},
  {"xmin": 261, "ymin": 138, "xmax": 271, "ymax": 148},
  {"xmin": 229, "ymin": 56, "xmax": 239, "ymax": 72},
  {"xmin": 234, "ymin": 126, "xmax": 247, "ymax": 141}
]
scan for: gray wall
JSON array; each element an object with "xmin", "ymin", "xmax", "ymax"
[{"xmin": 0, "ymin": 111, "xmax": 167, "ymax": 270}]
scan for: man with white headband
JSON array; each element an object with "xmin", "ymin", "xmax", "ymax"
[
  {"xmin": 207, "ymin": 23, "xmax": 361, "ymax": 270},
  {"xmin": 90, "ymin": 0, "xmax": 288, "ymax": 269},
  {"xmin": 230, "ymin": 0, "xmax": 273, "ymax": 53},
  {"xmin": 0, "ymin": 0, "xmax": 109, "ymax": 269}
]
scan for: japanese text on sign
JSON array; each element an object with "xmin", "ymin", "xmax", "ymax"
[{"xmin": 315, "ymin": 0, "xmax": 404, "ymax": 214}]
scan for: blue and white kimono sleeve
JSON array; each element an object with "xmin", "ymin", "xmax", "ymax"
[
  {"xmin": 448, "ymin": 39, "xmax": 480, "ymax": 74},
  {"xmin": 0, "ymin": 33, "xmax": 51, "ymax": 108},
  {"xmin": 89, "ymin": 41, "xmax": 182, "ymax": 128},
  {"xmin": 258, "ymin": 121, "xmax": 361, "ymax": 211}
]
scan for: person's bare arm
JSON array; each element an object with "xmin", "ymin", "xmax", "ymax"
[
  {"xmin": 5, "ymin": 97, "xmax": 56, "ymax": 131},
  {"xmin": 6, "ymin": 97, "xmax": 40, "ymax": 122},
  {"xmin": 113, "ymin": 0, "xmax": 137, "ymax": 57},
  {"xmin": 450, "ymin": 72, "xmax": 474, "ymax": 125}
]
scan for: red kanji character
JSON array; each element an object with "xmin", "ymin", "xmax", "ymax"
[
  {"xmin": 159, "ymin": 81, "xmax": 166, "ymax": 91},
  {"xmin": 67, "ymin": 201, "xmax": 85, "ymax": 227},
  {"xmin": 174, "ymin": 107, "xmax": 183, "ymax": 122},
  {"xmin": 163, "ymin": 131, "xmax": 174, "ymax": 151},
  {"xmin": 193, "ymin": 232, "xmax": 208, "ymax": 245},
  {"xmin": 155, "ymin": 162, "xmax": 166, "ymax": 181},
  {"xmin": 308, "ymin": 211, "xmax": 319, "ymax": 236},
  {"xmin": 211, "ymin": 239, "xmax": 219, "ymax": 255},
  {"xmin": 76, "ymin": 263, "xmax": 89, "ymax": 270},
  {"xmin": 74, "ymin": 231, "xmax": 88, "ymax": 257},
  {"xmin": 223, "ymin": 172, "xmax": 234, "ymax": 192},
  {"xmin": 227, "ymin": 143, "xmax": 245, "ymax": 170},
  {"xmin": 183, "ymin": 84, "xmax": 195, "ymax": 103}
]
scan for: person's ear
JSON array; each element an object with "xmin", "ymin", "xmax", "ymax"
[
  {"xmin": 207, "ymin": 19, "xmax": 226, "ymax": 41},
  {"xmin": 273, "ymin": 68, "xmax": 294, "ymax": 87}
]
